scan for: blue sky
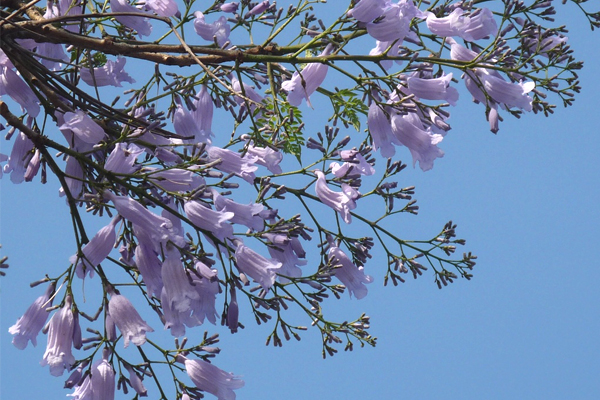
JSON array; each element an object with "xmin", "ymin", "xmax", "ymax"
[{"xmin": 1, "ymin": 1, "xmax": 600, "ymax": 399}]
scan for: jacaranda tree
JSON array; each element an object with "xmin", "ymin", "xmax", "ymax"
[{"xmin": 1, "ymin": 0, "xmax": 598, "ymax": 398}]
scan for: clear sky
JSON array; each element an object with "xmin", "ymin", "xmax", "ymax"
[{"xmin": 1, "ymin": 2, "xmax": 600, "ymax": 400}]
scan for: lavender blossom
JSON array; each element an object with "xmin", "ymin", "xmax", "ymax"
[
  {"xmin": 426, "ymin": 7, "xmax": 497, "ymax": 42},
  {"xmin": 68, "ymin": 375, "xmax": 92, "ymax": 399},
  {"xmin": 231, "ymin": 77, "xmax": 264, "ymax": 114},
  {"xmin": 69, "ymin": 217, "xmax": 119, "ymax": 279},
  {"xmin": 247, "ymin": 0, "xmax": 269, "ymax": 17},
  {"xmin": 348, "ymin": 0, "xmax": 388, "ymax": 23},
  {"xmin": 184, "ymin": 200, "xmax": 234, "ymax": 245},
  {"xmin": 91, "ymin": 349, "xmax": 115, "ymax": 400},
  {"xmin": 59, "ymin": 156, "xmax": 84, "ymax": 199},
  {"xmin": 243, "ymin": 141, "xmax": 283, "ymax": 174},
  {"xmin": 327, "ymin": 241, "xmax": 373, "ymax": 299},
  {"xmin": 145, "ymin": 0, "xmax": 178, "ymax": 17},
  {"xmin": 220, "ymin": 2, "xmax": 238, "ymax": 13},
  {"xmin": 0, "ymin": 64, "xmax": 40, "ymax": 117},
  {"xmin": 265, "ymin": 234, "xmax": 307, "ymax": 282},
  {"xmin": 110, "ymin": 0, "xmax": 152, "ymax": 37},
  {"xmin": 183, "ymin": 357, "xmax": 244, "ymax": 400},
  {"xmin": 59, "ymin": 111, "xmax": 106, "ymax": 145},
  {"xmin": 390, "ymin": 112, "xmax": 444, "ymax": 171},
  {"xmin": 146, "ymin": 167, "xmax": 205, "ymax": 192},
  {"xmin": 41, "ymin": 295, "xmax": 77, "ymax": 376},
  {"xmin": 281, "ymin": 45, "xmax": 333, "ymax": 107},
  {"xmin": 314, "ymin": 170, "xmax": 359, "ymax": 224},
  {"xmin": 9, "ymin": 283, "xmax": 55, "ymax": 349},
  {"xmin": 369, "ymin": 40, "xmax": 401, "ymax": 71},
  {"xmin": 107, "ymin": 290, "xmax": 154, "ymax": 347},
  {"xmin": 212, "ymin": 189, "xmax": 265, "ymax": 231},
  {"xmin": 161, "ymin": 246, "xmax": 200, "ymax": 313},
  {"xmin": 132, "ymin": 235, "xmax": 163, "ymax": 298},
  {"xmin": 206, "ymin": 146, "xmax": 258, "ymax": 183},
  {"xmin": 235, "ymin": 242, "xmax": 282, "ymax": 291},
  {"xmin": 367, "ymin": 100, "xmax": 398, "ymax": 158},
  {"xmin": 192, "ymin": 85, "xmax": 214, "ymax": 140},
  {"xmin": 58, "ymin": 0, "xmax": 83, "ymax": 33},
  {"xmin": 194, "ymin": 12, "xmax": 231, "ymax": 47},
  {"xmin": 330, "ymin": 150, "xmax": 375, "ymax": 177},
  {"xmin": 4, "ymin": 131, "xmax": 35, "ymax": 184},
  {"xmin": 366, "ymin": 1, "xmax": 424, "ymax": 42},
  {"xmin": 104, "ymin": 143, "xmax": 144, "ymax": 175},
  {"xmin": 465, "ymin": 69, "xmax": 535, "ymax": 111},
  {"xmin": 124, "ymin": 364, "xmax": 148, "ymax": 397},
  {"xmin": 80, "ymin": 57, "xmax": 135, "ymax": 87},
  {"xmin": 226, "ymin": 287, "xmax": 239, "ymax": 333},
  {"xmin": 406, "ymin": 73, "xmax": 459, "ymax": 106}
]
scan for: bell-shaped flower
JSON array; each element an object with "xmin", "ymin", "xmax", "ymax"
[
  {"xmin": 80, "ymin": 57, "xmax": 135, "ymax": 87},
  {"xmin": 206, "ymin": 145, "xmax": 258, "ymax": 183},
  {"xmin": 247, "ymin": 0, "xmax": 269, "ymax": 17},
  {"xmin": 110, "ymin": 0, "xmax": 152, "ymax": 36},
  {"xmin": 107, "ymin": 289, "xmax": 154, "ymax": 347},
  {"xmin": 366, "ymin": 1, "xmax": 424, "ymax": 42},
  {"xmin": 69, "ymin": 217, "xmax": 119, "ymax": 279},
  {"xmin": 426, "ymin": 7, "xmax": 496, "ymax": 42},
  {"xmin": 9, "ymin": 282, "xmax": 55, "ymax": 349},
  {"xmin": 189, "ymin": 273, "xmax": 219, "ymax": 325},
  {"xmin": 314, "ymin": 170, "xmax": 359, "ymax": 224},
  {"xmin": 183, "ymin": 357, "xmax": 244, "ymax": 400},
  {"xmin": 348, "ymin": 0, "xmax": 388, "ymax": 23},
  {"xmin": 124, "ymin": 364, "xmax": 147, "ymax": 397},
  {"xmin": 104, "ymin": 143, "xmax": 144, "ymax": 175},
  {"xmin": 59, "ymin": 111, "xmax": 106, "ymax": 145},
  {"xmin": 192, "ymin": 85, "xmax": 214, "ymax": 140},
  {"xmin": 4, "ymin": 130, "xmax": 35, "ymax": 184},
  {"xmin": 465, "ymin": 69, "xmax": 535, "ymax": 112},
  {"xmin": 235, "ymin": 242, "xmax": 282, "ymax": 291},
  {"xmin": 173, "ymin": 98, "xmax": 204, "ymax": 143},
  {"xmin": 161, "ymin": 246, "xmax": 200, "ymax": 313},
  {"xmin": 367, "ymin": 100, "xmax": 398, "ymax": 158},
  {"xmin": 406, "ymin": 73, "xmax": 459, "ymax": 106},
  {"xmin": 220, "ymin": 2, "xmax": 238, "ymax": 13},
  {"xmin": 58, "ymin": 0, "xmax": 83, "ymax": 33},
  {"xmin": 265, "ymin": 234, "xmax": 307, "ymax": 282},
  {"xmin": 212, "ymin": 189, "xmax": 265, "ymax": 231},
  {"xmin": 184, "ymin": 200, "xmax": 234, "ymax": 246},
  {"xmin": 145, "ymin": 0, "xmax": 178, "ymax": 17},
  {"xmin": 68, "ymin": 374, "xmax": 93, "ymax": 399},
  {"xmin": 327, "ymin": 241, "xmax": 373, "ymax": 299},
  {"xmin": 41, "ymin": 295, "xmax": 77, "ymax": 376},
  {"xmin": 369, "ymin": 40, "xmax": 401, "ymax": 71},
  {"xmin": 390, "ymin": 112, "xmax": 444, "ymax": 171},
  {"xmin": 23, "ymin": 148, "xmax": 41, "ymax": 182},
  {"xmin": 330, "ymin": 150, "xmax": 375, "ymax": 178},
  {"xmin": 281, "ymin": 45, "xmax": 333, "ymax": 107},
  {"xmin": 132, "ymin": 229, "xmax": 164, "ymax": 298},
  {"xmin": 194, "ymin": 11, "xmax": 230, "ymax": 47},
  {"xmin": 146, "ymin": 167, "xmax": 205, "ymax": 192},
  {"xmin": 446, "ymin": 37, "xmax": 479, "ymax": 62},
  {"xmin": 91, "ymin": 349, "xmax": 115, "ymax": 400},
  {"xmin": 59, "ymin": 155, "xmax": 84, "ymax": 199},
  {"xmin": 244, "ymin": 141, "xmax": 283, "ymax": 174},
  {"xmin": 0, "ymin": 64, "xmax": 40, "ymax": 117}
]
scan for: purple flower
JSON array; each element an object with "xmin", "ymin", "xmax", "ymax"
[
  {"xmin": 145, "ymin": 0, "xmax": 178, "ymax": 17},
  {"xmin": 9, "ymin": 283, "xmax": 55, "ymax": 349},
  {"xmin": 192, "ymin": 85, "xmax": 214, "ymax": 139},
  {"xmin": 366, "ymin": 1, "xmax": 424, "ymax": 42},
  {"xmin": 426, "ymin": 7, "xmax": 496, "ymax": 42},
  {"xmin": 107, "ymin": 290, "xmax": 154, "ymax": 347},
  {"xmin": 220, "ymin": 2, "xmax": 239, "ymax": 13},
  {"xmin": 406, "ymin": 73, "xmax": 459, "ymax": 106},
  {"xmin": 247, "ymin": 0, "xmax": 269, "ymax": 17},
  {"xmin": 91, "ymin": 349, "xmax": 115, "ymax": 400},
  {"xmin": 265, "ymin": 234, "xmax": 307, "ymax": 282},
  {"xmin": 110, "ymin": 0, "xmax": 152, "ymax": 36},
  {"xmin": 231, "ymin": 77, "xmax": 264, "ymax": 114},
  {"xmin": 0, "ymin": 65, "xmax": 40, "ymax": 117},
  {"xmin": 465, "ymin": 69, "xmax": 535, "ymax": 111},
  {"xmin": 390, "ymin": 112, "xmax": 444, "ymax": 171},
  {"xmin": 347, "ymin": 0, "xmax": 388, "ymax": 23},
  {"xmin": 184, "ymin": 200, "xmax": 234, "ymax": 245},
  {"xmin": 173, "ymin": 99, "xmax": 212, "ymax": 144},
  {"xmin": 327, "ymin": 240, "xmax": 373, "ymax": 299},
  {"xmin": 59, "ymin": 111, "xmax": 106, "ymax": 145},
  {"xmin": 124, "ymin": 364, "xmax": 147, "ymax": 397},
  {"xmin": 58, "ymin": 0, "xmax": 83, "ymax": 33},
  {"xmin": 330, "ymin": 150, "xmax": 375, "ymax": 178},
  {"xmin": 68, "ymin": 374, "xmax": 92, "ymax": 399},
  {"xmin": 146, "ymin": 167, "xmax": 205, "ymax": 192},
  {"xmin": 314, "ymin": 169, "xmax": 359, "ymax": 224},
  {"xmin": 4, "ymin": 130, "xmax": 35, "ymax": 184},
  {"xmin": 104, "ymin": 143, "xmax": 144, "ymax": 175},
  {"xmin": 59, "ymin": 155, "xmax": 84, "ymax": 199},
  {"xmin": 369, "ymin": 40, "xmax": 401, "ymax": 71},
  {"xmin": 367, "ymin": 100, "xmax": 398, "ymax": 158},
  {"xmin": 132, "ymin": 236, "xmax": 163, "ymax": 298},
  {"xmin": 243, "ymin": 141, "xmax": 283, "ymax": 174},
  {"xmin": 23, "ymin": 148, "xmax": 41, "ymax": 182},
  {"xmin": 183, "ymin": 357, "xmax": 244, "ymax": 400},
  {"xmin": 161, "ymin": 246, "xmax": 200, "ymax": 313},
  {"xmin": 41, "ymin": 295, "xmax": 77, "ymax": 376},
  {"xmin": 69, "ymin": 217, "xmax": 119, "ymax": 279},
  {"xmin": 194, "ymin": 12, "xmax": 231, "ymax": 47},
  {"xmin": 206, "ymin": 145, "xmax": 258, "ymax": 183},
  {"xmin": 226, "ymin": 287, "xmax": 239, "ymax": 333},
  {"xmin": 80, "ymin": 57, "xmax": 135, "ymax": 87},
  {"xmin": 281, "ymin": 45, "xmax": 333, "ymax": 107},
  {"xmin": 235, "ymin": 242, "xmax": 282, "ymax": 291},
  {"xmin": 212, "ymin": 189, "xmax": 265, "ymax": 231}
]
